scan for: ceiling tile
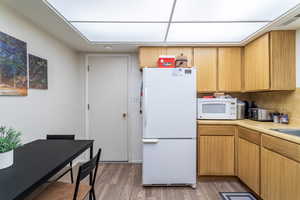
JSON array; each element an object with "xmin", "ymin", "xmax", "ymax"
[
  {"xmin": 167, "ymin": 22, "xmax": 268, "ymax": 42},
  {"xmin": 46, "ymin": 0, "xmax": 174, "ymax": 21},
  {"xmin": 72, "ymin": 22, "xmax": 168, "ymax": 42},
  {"xmin": 173, "ymin": 0, "xmax": 300, "ymax": 21}
]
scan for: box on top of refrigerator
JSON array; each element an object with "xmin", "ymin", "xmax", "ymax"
[{"xmin": 157, "ymin": 55, "xmax": 176, "ymax": 68}]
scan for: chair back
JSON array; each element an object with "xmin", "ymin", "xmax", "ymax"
[
  {"xmin": 46, "ymin": 134, "xmax": 75, "ymax": 140},
  {"xmin": 73, "ymin": 148, "xmax": 101, "ymax": 200}
]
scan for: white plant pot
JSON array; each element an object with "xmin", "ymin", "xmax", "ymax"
[{"xmin": 0, "ymin": 150, "xmax": 14, "ymax": 170}]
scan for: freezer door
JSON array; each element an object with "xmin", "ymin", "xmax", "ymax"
[
  {"xmin": 142, "ymin": 139, "xmax": 196, "ymax": 185},
  {"xmin": 143, "ymin": 68, "xmax": 196, "ymax": 139}
]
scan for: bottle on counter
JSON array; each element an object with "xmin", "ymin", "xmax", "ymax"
[
  {"xmin": 280, "ymin": 114, "xmax": 289, "ymax": 124},
  {"xmin": 273, "ymin": 112, "xmax": 280, "ymax": 123}
]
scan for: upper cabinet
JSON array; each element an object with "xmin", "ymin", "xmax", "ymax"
[
  {"xmin": 139, "ymin": 31, "xmax": 295, "ymax": 93},
  {"xmin": 139, "ymin": 47, "xmax": 166, "ymax": 68},
  {"xmin": 194, "ymin": 48, "xmax": 217, "ymax": 93},
  {"xmin": 218, "ymin": 47, "xmax": 242, "ymax": 92},
  {"xmin": 244, "ymin": 31, "xmax": 296, "ymax": 92}
]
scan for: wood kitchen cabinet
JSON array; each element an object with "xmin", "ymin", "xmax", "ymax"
[
  {"xmin": 244, "ymin": 31, "xmax": 296, "ymax": 91},
  {"xmin": 218, "ymin": 47, "xmax": 242, "ymax": 92},
  {"xmin": 237, "ymin": 127, "xmax": 261, "ymax": 195},
  {"xmin": 139, "ymin": 47, "xmax": 166, "ymax": 68},
  {"xmin": 194, "ymin": 48, "xmax": 217, "ymax": 93},
  {"xmin": 261, "ymin": 134, "xmax": 300, "ymax": 200},
  {"xmin": 261, "ymin": 148, "xmax": 300, "ymax": 200},
  {"xmin": 198, "ymin": 125, "xmax": 235, "ymax": 176}
]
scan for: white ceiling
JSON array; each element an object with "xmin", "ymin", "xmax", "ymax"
[
  {"xmin": 45, "ymin": 0, "xmax": 300, "ymax": 43},
  {"xmin": 2, "ymin": 0, "xmax": 300, "ymax": 52}
]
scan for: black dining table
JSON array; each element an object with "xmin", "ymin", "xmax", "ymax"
[{"xmin": 0, "ymin": 139, "xmax": 94, "ymax": 200}]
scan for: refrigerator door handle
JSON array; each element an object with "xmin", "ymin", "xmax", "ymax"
[
  {"xmin": 143, "ymin": 86, "xmax": 147, "ymax": 129},
  {"xmin": 142, "ymin": 139, "xmax": 159, "ymax": 144}
]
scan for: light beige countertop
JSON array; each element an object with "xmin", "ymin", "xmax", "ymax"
[{"xmin": 197, "ymin": 119, "xmax": 300, "ymax": 144}]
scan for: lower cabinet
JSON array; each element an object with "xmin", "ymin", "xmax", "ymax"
[
  {"xmin": 237, "ymin": 127, "xmax": 261, "ymax": 195},
  {"xmin": 198, "ymin": 126, "xmax": 235, "ymax": 176},
  {"xmin": 238, "ymin": 138, "xmax": 260, "ymax": 194},
  {"xmin": 198, "ymin": 124, "xmax": 300, "ymax": 200},
  {"xmin": 261, "ymin": 147, "xmax": 300, "ymax": 200}
]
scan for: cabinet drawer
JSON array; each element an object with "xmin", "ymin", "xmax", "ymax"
[
  {"xmin": 198, "ymin": 125, "xmax": 236, "ymax": 136},
  {"xmin": 238, "ymin": 127, "xmax": 261, "ymax": 145},
  {"xmin": 262, "ymin": 134, "xmax": 300, "ymax": 162}
]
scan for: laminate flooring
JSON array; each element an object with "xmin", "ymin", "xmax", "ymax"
[{"xmin": 60, "ymin": 163, "xmax": 248, "ymax": 200}]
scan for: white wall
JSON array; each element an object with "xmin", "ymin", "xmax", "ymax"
[
  {"xmin": 0, "ymin": 4, "xmax": 85, "ymax": 143},
  {"xmin": 296, "ymin": 29, "xmax": 300, "ymax": 87},
  {"xmin": 127, "ymin": 54, "xmax": 142, "ymax": 162}
]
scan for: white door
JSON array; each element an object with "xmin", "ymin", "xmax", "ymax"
[
  {"xmin": 143, "ymin": 138, "xmax": 196, "ymax": 185},
  {"xmin": 88, "ymin": 55, "xmax": 128, "ymax": 161},
  {"xmin": 143, "ymin": 68, "xmax": 196, "ymax": 139}
]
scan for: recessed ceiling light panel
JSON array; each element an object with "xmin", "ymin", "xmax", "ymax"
[
  {"xmin": 72, "ymin": 22, "xmax": 168, "ymax": 42},
  {"xmin": 46, "ymin": 0, "xmax": 174, "ymax": 21},
  {"xmin": 167, "ymin": 22, "xmax": 268, "ymax": 42},
  {"xmin": 173, "ymin": 0, "xmax": 300, "ymax": 21}
]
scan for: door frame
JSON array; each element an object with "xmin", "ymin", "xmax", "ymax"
[{"xmin": 85, "ymin": 54, "xmax": 131, "ymax": 161}]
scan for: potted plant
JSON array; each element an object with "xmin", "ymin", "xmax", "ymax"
[{"xmin": 0, "ymin": 126, "xmax": 22, "ymax": 170}]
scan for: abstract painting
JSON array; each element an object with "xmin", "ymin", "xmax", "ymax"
[
  {"xmin": 0, "ymin": 31, "xmax": 27, "ymax": 96},
  {"xmin": 29, "ymin": 54, "xmax": 48, "ymax": 89}
]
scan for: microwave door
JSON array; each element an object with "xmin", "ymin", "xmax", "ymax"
[
  {"xmin": 198, "ymin": 102, "xmax": 232, "ymax": 119},
  {"xmin": 202, "ymin": 103, "xmax": 226, "ymax": 114}
]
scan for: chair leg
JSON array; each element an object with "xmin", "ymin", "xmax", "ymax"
[
  {"xmin": 70, "ymin": 162, "xmax": 74, "ymax": 184},
  {"xmin": 92, "ymin": 189, "xmax": 96, "ymax": 200}
]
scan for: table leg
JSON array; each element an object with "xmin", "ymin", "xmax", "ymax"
[{"xmin": 89, "ymin": 144, "xmax": 93, "ymax": 200}]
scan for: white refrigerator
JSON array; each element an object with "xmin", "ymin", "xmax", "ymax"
[{"xmin": 142, "ymin": 67, "xmax": 197, "ymax": 188}]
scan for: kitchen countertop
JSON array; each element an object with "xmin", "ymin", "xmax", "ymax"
[{"xmin": 197, "ymin": 119, "xmax": 300, "ymax": 144}]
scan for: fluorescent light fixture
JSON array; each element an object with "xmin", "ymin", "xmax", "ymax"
[
  {"xmin": 173, "ymin": 0, "xmax": 300, "ymax": 21},
  {"xmin": 46, "ymin": 0, "xmax": 174, "ymax": 21},
  {"xmin": 167, "ymin": 22, "xmax": 268, "ymax": 42},
  {"xmin": 72, "ymin": 22, "xmax": 168, "ymax": 42}
]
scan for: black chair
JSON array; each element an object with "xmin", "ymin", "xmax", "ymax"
[
  {"xmin": 74, "ymin": 148, "xmax": 101, "ymax": 200},
  {"xmin": 46, "ymin": 134, "xmax": 75, "ymax": 183},
  {"xmin": 33, "ymin": 149, "xmax": 102, "ymax": 200}
]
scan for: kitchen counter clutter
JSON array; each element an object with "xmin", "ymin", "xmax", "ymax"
[{"xmin": 198, "ymin": 119, "xmax": 300, "ymax": 144}]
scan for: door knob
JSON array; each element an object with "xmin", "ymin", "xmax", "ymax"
[{"xmin": 122, "ymin": 113, "xmax": 127, "ymax": 118}]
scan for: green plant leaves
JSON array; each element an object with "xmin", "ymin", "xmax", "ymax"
[{"xmin": 0, "ymin": 126, "xmax": 22, "ymax": 153}]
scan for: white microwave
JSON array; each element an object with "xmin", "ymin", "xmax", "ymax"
[{"xmin": 197, "ymin": 98, "xmax": 237, "ymax": 120}]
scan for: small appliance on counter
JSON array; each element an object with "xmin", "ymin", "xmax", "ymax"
[
  {"xmin": 249, "ymin": 108, "xmax": 274, "ymax": 122},
  {"xmin": 237, "ymin": 100, "xmax": 246, "ymax": 120},
  {"xmin": 197, "ymin": 98, "xmax": 237, "ymax": 120}
]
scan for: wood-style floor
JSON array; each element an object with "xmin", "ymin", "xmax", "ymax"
[{"xmin": 61, "ymin": 163, "xmax": 248, "ymax": 200}]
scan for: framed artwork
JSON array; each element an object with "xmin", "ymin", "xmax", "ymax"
[
  {"xmin": 0, "ymin": 31, "xmax": 27, "ymax": 96},
  {"xmin": 29, "ymin": 54, "xmax": 48, "ymax": 89}
]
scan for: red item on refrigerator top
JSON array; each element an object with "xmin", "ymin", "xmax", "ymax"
[
  {"xmin": 202, "ymin": 96, "xmax": 215, "ymax": 98},
  {"xmin": 158, "ymin": 56, "xmax": 176, "ymax": 68}
]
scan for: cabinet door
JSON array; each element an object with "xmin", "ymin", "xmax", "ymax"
[
  {"xmin": 238, "ymin": 138, "xmax": 260, "ymax": 194},
  {"xmin": 270, "ymin": 31, "xmax": 296, "ymax": 90},
  {"xmin": 199, "ymin": 136, "xmax": 235, "ymax": 175},
  {"xmin": 218, "ymin": 47, "xmax": 242, "ymax": 92},
  {"xmin": 261, "ymin": 148, "xmax": 300, "ymax": 200},
  {"xmin": 244, "ymin": 33, "xmax": 270, "ymax": 91},
  {"xmin": 194, "ymin": 48, "xmax": 217, "ymax": 93},
  {"xmin": 166, "ymin": 47, "xmax": 193, "ymax": 67},
  {"xmin": 139, "ymin": 47, "xmax": 166, "ymax": 68}
]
